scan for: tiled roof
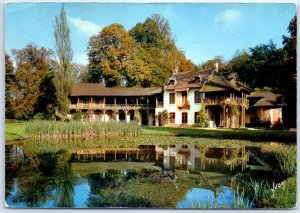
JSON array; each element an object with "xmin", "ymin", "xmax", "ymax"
[
  {"xmin": 200, "ymin": 72, "xmax": 240, "ymax": 92},
  {"xmin": 70, "ymin": 83, "xmax": 162, "ymax": 97},
  {"xmin": 249, "ymin": 91, "xmax": 286, "ymax": 107},
  {"xmin": 164, "ymin": 68, "xmax": 215, "ymax": 90}
]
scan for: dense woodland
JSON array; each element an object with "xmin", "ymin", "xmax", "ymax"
[{"xmin": 5, "ymin": 6, "xmax": 296, "ymax": 127}]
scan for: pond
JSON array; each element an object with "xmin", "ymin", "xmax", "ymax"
[{"xmin": 5, "ymin": 136, "xmax": 281, "ymax": 208}]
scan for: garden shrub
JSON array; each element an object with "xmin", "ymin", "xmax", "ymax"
[
  {"xmin": 33, "ymin": 112, "xmax": 45, "ymax": 120},
  {"xmin": 72, "ymin": 111, "xmax": 83, "ymax": 121},
  {"xmin": 197, "ymin": 107, "xmax": 208, "ymax": 127},
  {"xmin": 158, "ymin": 110, "xmax": 169, "ymax": 126}
]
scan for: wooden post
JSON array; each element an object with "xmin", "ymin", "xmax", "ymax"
[
  {"xmin": 104, "ymin": 150, "xmax": 106, "ymax": 161},
  {"xmin": 156, "ymin": 152, "xmax": 158, "ymax": 160},
  {"xmin": 104, "ymin": 97, "xmax": 106, "ymax": 107},
  {"xmin": 126, "ymin": 149, "xmax": 128, "ymax": 159},
  {"xmin": 156, "ymin": 97, "xmax": 158, "ymax": 107},
  {"xmin": 114, "ymin": 97, "xmax": 116, "ymax": 106},
  {"xmin": 136, "ymin": 98, "xmax": 138, "ymax": 107},
  {"xmin": 115, "ymin": 150, "xmax": 117, "ymax": 160},
  {"xmin": 147, "ymin": 98, "xmax": 149, "ymax": 107},
  {"xmin": 125, "ymin": 98, "xmax": 127, "ymax": 106},
  {"xmin": 136, "ymin": 150, "xmax": 139, "ymax": 159},
  {"xmin": 223, "ymin": 106, "xmax": 226, "ymax": 128}
]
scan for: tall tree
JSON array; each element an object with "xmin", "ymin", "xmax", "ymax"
[
  {"xmin": 54, "ymin": 5, "xmax": 74, "ymax": 113},
  {"xmin": 87, "ymin": 23, "xmax": 150, "ymax": 87},
  {"xmin": 35, "ymin": 60, "xmax": 58, "ymax": 119},
  {"xmin": 282, "ymin": 15, "xmax": 296, "ymax": 128},
  {"xmin": 8, "ymin": 44, "xmax": 52, "ymax": 120},
  {"xmin": 129, "ymin": 14, "xmax": 196, "ymax": 85},
  {"xmin": 5, "ymin": 53, "xmax": 15, "ymax": 118}
]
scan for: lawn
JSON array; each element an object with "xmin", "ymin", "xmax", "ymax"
[
  {"xmin": 141, "ymin": 126, "xmax": 296, "ymax": 143},
  {"xmin": 5, "ymin": 122, "xmax": 27, "ymax": 141}
]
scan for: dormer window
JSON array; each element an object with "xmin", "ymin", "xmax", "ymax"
[
  {"xmin": 194, "ymin": 75, "xmax": 202, "ymax": 84},
  {"xmin": 167, "ymin": 75, "xmax": 177, "ymax": 85}
]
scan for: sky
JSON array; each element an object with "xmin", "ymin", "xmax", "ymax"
[{"xmin": 5, "ymin": 3, "xmax": 296, "ymax": 65}]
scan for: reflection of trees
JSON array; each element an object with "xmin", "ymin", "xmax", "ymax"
[
  {"xmin": 87, "ymin": 170, "xmax": 151, "ymax": 207},
  {"xmin": 53, "ymin": 151, "xmax": 74, "ymax": 207},
  {"xmin": 86, "ymin": 169, "xmax": 188, "ymax": 208},
  {"xmin": 12, "ymin": 151, "xmax": 55, "ymax": 207},
  {"xmin": 7, "ymin": 145, "xmax": 75, "ymax": 208},
  {"xmin": 5, "ymin": 145, "xmax": 22, "ymax": 198}
]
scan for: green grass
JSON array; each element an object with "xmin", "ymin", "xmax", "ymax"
[
  {"xmin": 141, "ymin": 126, "xmax": 296, "ymax": 143},
  {"xmin": 273, "ymin": 176, "xmax": 297, "ymax": 208},
  {"xmin": 5, "ymin": 122, "xmax": 27, "ymax": 141},
  {"xmin": 25, "ymin": 120, "xmax": 141, "ymax": 139}
]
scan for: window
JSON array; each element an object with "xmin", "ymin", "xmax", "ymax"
[
  {"xmin": 195, "ymin": 112, "xmax": 199, "ymax": 123},
  {"xmin": 195, "ymin": 158, "xmax": 201, "ymax": 170},
  {"xmin": 169, "ymin": 93, "xmax": 175, "ymax": 104},
  {"xmin": 182, "ymin": 112, "xmax": 188, "ymax": 124},
  {"xmin": 170, "ymin": 112, "xmax": 175, "ymax": 123},
  {"xmin": 182, "ymin": 91, "xmax": 187, "ymax": 104},
  {"xmin": 195, "ymin": 91, "xmax": 201, "ymax": 103},
  {"xmin": 195, "ymin": 91, "xmax": 205, "ymax": 103}
]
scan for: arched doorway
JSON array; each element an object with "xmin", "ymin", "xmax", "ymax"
[
  {"xmin": 94, "ymin": 110, "xmax": 103, "ymax": 122},
  {"xmin": 140, "ymin": 110, "xmax": 148, "ymax": 125},
  {"xmin": 118, "ymin": 110, "xmax": 126, "ymax": 122}
]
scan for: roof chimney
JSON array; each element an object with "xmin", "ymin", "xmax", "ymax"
[
  {"xmin": 102, "ymin": 78, "xmax": 106, "ymax": 87},
  {"xmin": 214, "ymin": 62, "xmax": 218, "ymax": 72}
]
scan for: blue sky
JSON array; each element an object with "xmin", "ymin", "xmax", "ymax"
[{"xmin": 5, "ymin": 3, "xmax": 295, "ymax": 65}]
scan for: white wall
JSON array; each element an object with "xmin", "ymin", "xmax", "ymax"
[
  {"xmin": 163, "ymin": 89, "xmax": 202, "ymax": 125},
  {"xmin": 162, "ymin": 144, "xmax": 200, "ymax": 170}
]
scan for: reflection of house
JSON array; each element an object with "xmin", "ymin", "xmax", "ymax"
[
  {"xmin": 162, "ymin": 144, "xmax": 199, "ymax": 170},
  {"xmin": 69, "ymin": 63, "xmax": 286, "ymax": 127},
  {"xmin": 246, "ymin": 92, "xmax": 286, "ymax": 127},
  {"xmin": 162, "ymin": 144, "xmax": 248, "ymax": 172}
]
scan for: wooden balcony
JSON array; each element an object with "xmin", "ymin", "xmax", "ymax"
[
  {"xmin": 69, "ymin": 103, "xmax": 156, "ymax": 111},
  {"xmin": 177, "ymin": 102, "xmax": 190, "ymax": 110},
  {"xmin": 203, "ymin": 97, "xmax": 249, "ymax": 107}
]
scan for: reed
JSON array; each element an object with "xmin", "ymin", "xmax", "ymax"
[
  {"xmin": 191, "ymin": 187, "xmax": 253, "ymax": 209},
  {"xmin": 25, "ymin": 120, "xmax": 141, "ymax": 140}
]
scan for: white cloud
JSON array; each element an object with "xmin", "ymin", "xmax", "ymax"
[
  {"xmin": 74, "ymin": 52, "xmax": 88, "ymax": 65},
  {"xmin": 68, "ymin": 16, "xmax": 101, "ymax": 37},
  {"xmin": 215, "ymin": 9, "xmax": 242, "ymax": 27}
]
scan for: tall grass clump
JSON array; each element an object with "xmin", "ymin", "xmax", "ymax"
[
  {"xmin": 262, "ymin": 144, "xmax": 296, "ymax": 178},
  {"xmin": 26, "ymin": 120, "xmax": 141, "ymax": 140},
  {"xmin": 190, "ymin": 187, "xmax": 253, "ymax": 209}
]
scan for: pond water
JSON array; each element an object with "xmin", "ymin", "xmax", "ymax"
[{"xmin": 5, "ymin": 138, "xmax": 263, "ymax": 208}]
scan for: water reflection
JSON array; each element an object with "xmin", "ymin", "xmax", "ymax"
[
  {"xmin": 69, "ymin": 144, "xmax": 248, "ymax": 172},
  {"xmin": 5, "ymin": 141, "xmax": 252, "ymax": 208}
]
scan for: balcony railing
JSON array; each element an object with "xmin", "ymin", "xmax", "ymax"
[
  {"xmin": 202, "ymin": 97, "xmax": 249, "ymax": 107},
  {"xmin": 69, "ymin": 103, "xmax": 156, "ymax": 110},
  {"xmin": 177, "ymin": 102, "xmax": 190, "ymax": 110}
]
